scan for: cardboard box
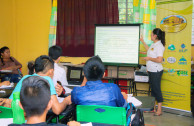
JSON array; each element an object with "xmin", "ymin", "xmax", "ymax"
[
  {"xmin": 107, "ymin": 66, "xmax": 134, "ymax": 79},
  {"xmin": 134, "ymin": 71, "xmax": 149, "ymax": 82}
]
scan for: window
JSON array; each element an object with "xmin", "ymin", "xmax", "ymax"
[{"xmin": 118, "ymin": 0, "xmax": 133, "ymax": 24}]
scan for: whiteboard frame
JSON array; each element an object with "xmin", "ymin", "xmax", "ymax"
[{"xmin": 94, "ymin": 24, "xmax": 141, "ymax": 67}]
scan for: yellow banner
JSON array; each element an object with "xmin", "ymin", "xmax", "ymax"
[{"xmin": 156, "ymin": 1, "xmax": 192, "ymax": 111}]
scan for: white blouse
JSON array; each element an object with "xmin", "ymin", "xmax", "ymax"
[{"xmin": 146, "ymin": 40, "xmax": 165, "ymax": 72}]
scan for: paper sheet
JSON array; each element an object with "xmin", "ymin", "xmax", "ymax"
[
  {"xmin": 0, "ymin": 118, "xmax": 13, "ymax": 126},
  {"xmin": 81, "ymin": 122, "xmax": 93, "ymax": 126},
  {"xmin": 127, "ymin": 94, "xmax": 142, "ymax": 107},
  {"xmin": 0, "ymin": 83, "xmax": 14, "ymax": 89}
]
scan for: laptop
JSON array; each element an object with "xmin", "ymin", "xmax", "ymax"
[{"xmin": 67, "ymin": 66, "xmax": 84, "ymax": 86}]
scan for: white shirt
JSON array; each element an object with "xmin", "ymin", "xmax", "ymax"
[
  {"xmin": 53, "ymin": 63, "xmax": 72, "ymax": 103},
  {"xmin": 146, "ymin": 40, "xmax": 164, "ymax": 72}
]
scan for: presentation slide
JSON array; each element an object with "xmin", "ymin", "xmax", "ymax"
[{"xmin": 95, "ymin": 24, "xmax": 140, "ymax": 66}]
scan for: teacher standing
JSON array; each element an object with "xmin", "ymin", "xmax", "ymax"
[{"xmin": 140, "ymin": 28, "xmax": 165, "ymax": 116}]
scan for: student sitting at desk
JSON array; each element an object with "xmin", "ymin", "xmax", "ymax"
[
  {"xmin": 49, "ymin": 45, "xmax": 72, "ymax": 97},
  {"xmin": 0, "ymin": 46, "xmax": 22, "ymax": 83},
  {"xmin": 8, "ymin": 55, "xmax": 72, "ymax": 115},
  {"xmin": 9, "ymin": 76, "xmax": 80, "ymax": 126},
  {"xmin": 71, "ymin": 56, "xmax": 128, "ymax": 107}
]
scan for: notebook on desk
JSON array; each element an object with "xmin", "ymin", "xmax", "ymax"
[{"xmin": 67, "ymin": 66, "xmax": 83, "ymax": 86}]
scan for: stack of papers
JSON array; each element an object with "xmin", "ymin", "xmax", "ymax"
[{"xmin": 127, "ymin": 94, "xmax": 142, "ymax": 107}]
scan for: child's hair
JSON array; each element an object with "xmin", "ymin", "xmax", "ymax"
[
  {"xmin": 34, "ymin": 55, "xmax": 54, "ymax": 74},
  {"xmin": 83, "ymin": 55, "xmax": 105, "ymax": 81},
  {"xmin": 27, "ymin": 61, "xmax": 35, "ymax": 75},
  {"xmin": 49, "ymin": 45, "xmax": 62, "ymax": 60},
  {"xmin": 20, "ymin": 76, "xmax": 51, "ymax": 117}
]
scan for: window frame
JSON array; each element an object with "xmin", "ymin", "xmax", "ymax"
[{"xmin": 118, "ymin": 0, "xmax": 133, "ymax": 24}]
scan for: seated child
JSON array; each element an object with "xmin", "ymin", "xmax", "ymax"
[{"xmin": 71, "ymin": 56, "xmax": 128, "ymax": 107}]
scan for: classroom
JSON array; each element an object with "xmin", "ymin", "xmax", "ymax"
[{"xmin": 0, "ymin": 0, "xmax": 194, "ymax": 126}]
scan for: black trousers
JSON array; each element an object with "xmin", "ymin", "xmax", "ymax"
[{"xmin": 148, "ymin": 70, "xmax": 163, "ymax": 103}]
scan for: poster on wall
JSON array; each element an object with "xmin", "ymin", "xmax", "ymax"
[{"xmin": 156, "ymin": 0, "xmax": 192, "ymax": 112}]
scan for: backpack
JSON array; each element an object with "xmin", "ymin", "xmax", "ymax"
[{"xmin": 126, "ymin": 103, "xmax": 145, "ymax": 126}]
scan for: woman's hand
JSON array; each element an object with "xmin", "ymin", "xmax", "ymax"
[
  {"xmin": 139, "ymin": 36, "xmax": 149, "ymax": 51},
  {"xmin": 55, "ymin": 83, "xmax": 63, "ymax": 96},
  {"xmin": 143, "ymin": 57, "xmax": 150, "ymax": 61},
  {"xmin": 139, "ymin": 36, "xmax": 144, "ymax": 43},
  {"xmin": 143, "ymin": 56, "xmax": 163, "ymax": 63},
  {"xmin": 3, "ymin": 66, "xmax": 17, "ymax": 70}
]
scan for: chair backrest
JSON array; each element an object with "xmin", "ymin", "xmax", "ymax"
[
  {"xmin": 0, "ymin": 106, "xmax": 13, "ymax": 118},
  {"xmin": 76, "ymin": 105, "xmax": 126, "ymax": 125}
]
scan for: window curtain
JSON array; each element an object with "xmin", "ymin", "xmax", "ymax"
[
  {"xmin": 56, "ymin": 0, "xmax": 119, "ymax": 57},
  {"xmin": 133, "ymin": 0, "xmax": 156, "ymax": 56},
  {"xmin": 48, "ymin": 0, "xmax": 58, "ymax": 48}
]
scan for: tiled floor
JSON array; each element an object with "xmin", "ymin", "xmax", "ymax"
[
  {"xmin": 144, "ymin": 112, "xmax": 194, "ymax": 126},
  {"xmin": 135, "ymin": 84, "xmax": 194, "ymax": 126}
]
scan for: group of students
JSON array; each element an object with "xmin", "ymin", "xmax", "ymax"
[
  {"xmin": 9, "ymin": 76, "xmax": 80, "ymax": 126},
  {"xmin": 0, "ymin": 27, "xmax": 165, "ymax": 125},
  {"xmin": 0, "ymin": 45, "xmax": 128, "ymax": 125}
]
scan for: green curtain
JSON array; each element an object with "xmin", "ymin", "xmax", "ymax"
[
  {"xmin": 133, "ymin": 0, "xmax": 156, "ymax": 56},
  {"xmin": 48, "ymin": 0, "xmax": 57, "ymax": 48}
]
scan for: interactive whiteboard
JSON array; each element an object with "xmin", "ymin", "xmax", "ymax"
[{"xmin": 94, "ymin": 24, "xmax": 140, "ymax": 66}]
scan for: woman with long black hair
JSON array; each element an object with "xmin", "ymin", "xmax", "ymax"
[
  {"xmin": 0, "ymin": 46, "xmax": 22, "ymax": 83},
  {"xmin": 140, "ymin": 28, "xmax": 165, "ymax": 116}
]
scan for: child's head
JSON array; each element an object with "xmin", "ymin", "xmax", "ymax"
[
  {"xmin": 34, "ymin": 55, "xmax": 54, "ymax": 74},
  {"xmin": 49, "ymin": 45, "xmax": 62, "ymax": 60},
  {"xmin": 20, "ymin": 76, "xmax": 51, "ymax": 117},
  {"xmin": 83, "ymin": 56, "xmax": 105, "ymax": 81}
]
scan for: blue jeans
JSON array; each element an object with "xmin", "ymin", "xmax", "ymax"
[{"xmin": 1, "ymin": 74, "xmax": 22, "ymax": 83}]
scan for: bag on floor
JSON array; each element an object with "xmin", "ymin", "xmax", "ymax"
[{"xmin": 126, "ymin": 103, "xmax": 145, "ymax": 126}]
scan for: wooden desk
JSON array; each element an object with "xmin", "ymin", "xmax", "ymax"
[
  {"xmin": 0, "ymin": 83, "xmax": 16, "ymax": 98},
  {"xmin": 0, "ymin": 70, "xmax": 12, "ymax": 74},
  {"xmin": 0, "ymin": 70, "xmax": 13, "ymax": 80},
  {"xmin": 63, "ymin": 64, "xmax": 136, "ymax": 94}
]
